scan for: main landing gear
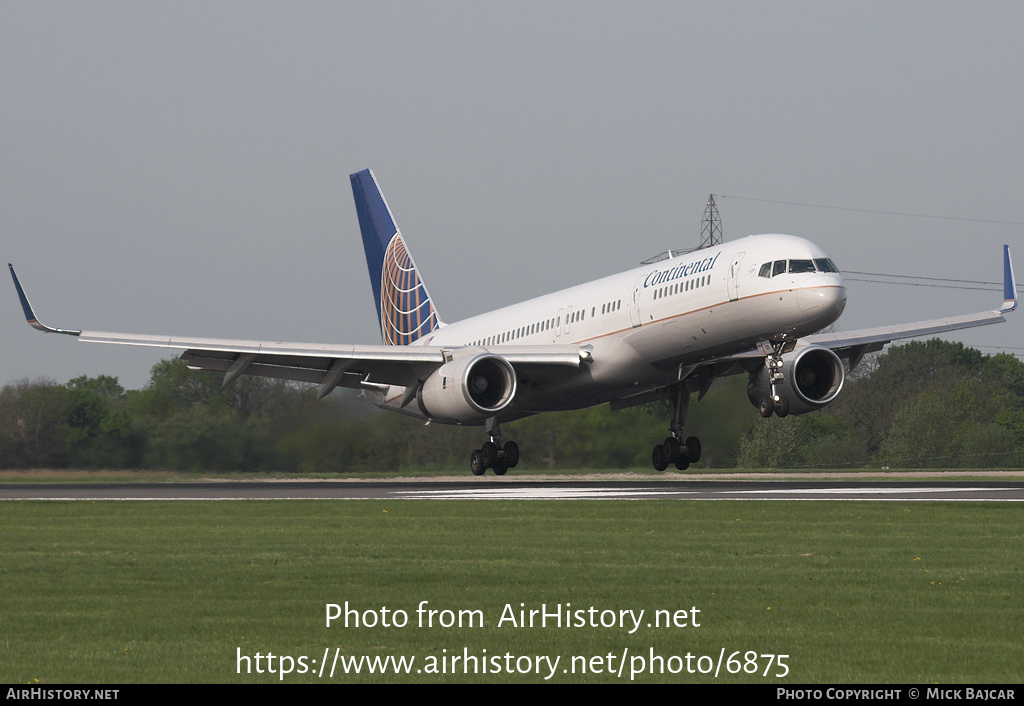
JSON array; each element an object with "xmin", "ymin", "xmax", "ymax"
[
  {"xmin": 470, "ymin": 419, "xmax": 519, "ymax": 476},
  {"xmin": 651, "ymin": 385, "xmax": 702, "ymax": 471}
]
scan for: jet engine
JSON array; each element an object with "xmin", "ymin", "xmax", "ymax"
[
  {"xmin": 418, "ymin": 353, "xmax": 517, "ymax": 424},
  {"xmin": 747, "ymin": 345, "xmax": 845, "ymax": 416}
]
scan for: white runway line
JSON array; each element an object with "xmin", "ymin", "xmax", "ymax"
[
  {"xmin": 397, "ymin": 486, "xmax": 1024, "ymax": 500},
  {"xmin": 722, "ymin": 486, "xmax": 1016, "ymax": 495}
]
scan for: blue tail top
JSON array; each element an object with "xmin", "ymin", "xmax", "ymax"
[{"xmin": 350, "ymin": 169, "xmax": 442, "ymax": 345}]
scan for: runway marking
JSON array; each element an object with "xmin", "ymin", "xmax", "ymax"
[
  {"xmin": 3, "ymin": 485, "xmax": 1022, "ymax": 501},
  {"xmin": 397, "ymin": 488, "xmax": 674, "ymax": 500},
  {"xmin": 722, "ymin": 486, "xmax": 1014, "ymax": 495},
  {"xmin": 397, "ymin": 486, "xmax": 1024, "ymax": 500}
]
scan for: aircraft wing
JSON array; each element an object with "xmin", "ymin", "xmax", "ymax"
[
  {"xmin": 9, "ymin": 265, "xmax": 584, "ymax": 398},
  {"xmin": 802, "ymin": 243, "xmax": 1016, "ymax": 366},
  {"xmin": 798, "ymin": 309, "xmax": 1007, "ymax": 368}
]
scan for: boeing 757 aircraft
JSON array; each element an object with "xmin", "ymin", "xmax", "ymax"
[{"xmin": 9, "ymin": 169, "xmax": 1018, "ymax": 474}]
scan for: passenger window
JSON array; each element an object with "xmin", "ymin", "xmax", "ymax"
[{"xmin": 772, "ymin": 260, "xmax": 786, "ymax": 277}]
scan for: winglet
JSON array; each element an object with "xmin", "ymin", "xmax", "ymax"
[
  {"xmin": 1001, "ymin": 245, "xmax": 1017, "ymax": 313},
  {"xmin": 8, "ymin": 264, "xmax": 81, "ymax": 336}
]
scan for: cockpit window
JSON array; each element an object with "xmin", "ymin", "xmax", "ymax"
[
  {"xmin": 772, "ymin": 260, "xmax": 786, "ymax": 277},
  {"xmin": 788, "ymin": 259, "xmax": 815, "ymax": 274},
  {"xmin": 758, "ymin": 263, "xmax": 772, "ymax": 278},
  {"xmin": 814, "ymin": 258, "xmax": 839, "ymax": 273}
]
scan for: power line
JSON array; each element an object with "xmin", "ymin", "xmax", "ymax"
[
  {"xmin": 844, "ymin": 278, "xmax": 1003, "ymax": 292},
  {"xmin": 843, "ymin": 270, "xmax": 1023, "ymax": 293},
  {"xmin": 715, "ymin": 194, "xmax": 1024, "ymax": 227},
  {"xmin": 844, "ymin": 270, "xmax": 1006, "ymax": 286}
]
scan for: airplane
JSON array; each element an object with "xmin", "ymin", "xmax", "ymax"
[{"xmin": 9, "ymin": 169, "xmax": 1018, "ymax": 475}]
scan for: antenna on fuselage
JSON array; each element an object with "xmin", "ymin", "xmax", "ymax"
[
  {"xmin": 700, "ymin": 194, "xmax": 722, "ymax": 249},
  {"xmin": 641, "ymin": 193, "xmax": 724, "ymax": 264}
]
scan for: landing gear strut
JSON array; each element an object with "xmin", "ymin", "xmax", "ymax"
[
  {"xmin": 651, "ymin": 385, "xmax": 702, "ymax": 471},
  {"xmin": 470, "ymin": 418, "xmax": 519, "ymax": 476},
  {"xmin": 758, "ymin": 341, "xmax": 791, "ymax": 418}
]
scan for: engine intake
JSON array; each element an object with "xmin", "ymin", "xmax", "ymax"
[
  {"xmin": 418, "ymin": 354, "xmax": 517, "ymax": 423},
  {"xmin": 747, "ymin": 345, "xmax": 845, "ymax": 415}
]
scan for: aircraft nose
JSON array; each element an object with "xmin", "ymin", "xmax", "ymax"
[
  {"xmin": 833, "ymin": 283, "xmax": 848, "ymax": 316},
  {"xmin": 796, "ymin": 276, "xmax": 844, "ymax": 314},
  {"xmin": 794, "ymin": 276, "xmax": 827, "ymax": 313}
]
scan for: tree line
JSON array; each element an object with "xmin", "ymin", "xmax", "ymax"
[{"xmin": 1, "ymin": 339, "xmax": 1021, "ymax": 471}]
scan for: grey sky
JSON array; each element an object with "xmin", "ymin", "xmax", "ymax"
[{"xmin": 3, "ymin": 1, "xmax": 1022, "ymax": 390}]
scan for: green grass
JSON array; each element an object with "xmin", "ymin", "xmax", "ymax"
[{"xmin": 1, "ymin": 501, "xmax": 1021, "ymax": 683}]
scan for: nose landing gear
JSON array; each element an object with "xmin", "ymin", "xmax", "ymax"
[{"xmin": 757, "ymin": 340, "xmax": 792, "ymax": 418}]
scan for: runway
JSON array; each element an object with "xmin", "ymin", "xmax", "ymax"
[{"xmin": 2, "ymin": 479, "xmax": 1023, "ymax": 501}]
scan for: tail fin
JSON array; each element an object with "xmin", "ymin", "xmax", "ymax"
[{"xmin": 350, "ymin": 169, "xmax": 443, "ymax": 345}]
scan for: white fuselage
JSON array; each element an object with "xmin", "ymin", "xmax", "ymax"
[{"xmin": 377, "ymin": 234, "xmax": 847, "ymax": 419}]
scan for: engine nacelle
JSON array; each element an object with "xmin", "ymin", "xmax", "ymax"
[
  {"xmin": 418, "ymin": 353, "xmax": 517, "ymax": 424},
  {"xmin": 747, "ymin": 345, "xmax": 845, "ymax": 415}
]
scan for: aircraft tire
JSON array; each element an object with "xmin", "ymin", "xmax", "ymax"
[
  {"xmin": 758, "ymin": 397, "xmax": 774, "ymax": 418},
  {"xmin": 493, "ymin": 459, "xmax": 509, "ymax": 476},
  {"xmin": 685, "ymin": 436, "xmax": 702, "ymax": 463},
  {"xmin": 674, "ymin": 455, "xmax": 690, "ymax": 471},
  {"xmin": 503, "ymin": 440, "xmax": 519, "ymax": 468},
  {"xmin": 663, "ymin": 436, "xmax": 680, "ymax": 463},
  {"xmin": 481, "ymin": 441, "xmax": 498, "ymax": 468},
  {"xmin": 775, "ymin": 396, "xmax": 790, "ymax": 418},
  {"xmin": 652, "ymin": 445, "xmax": 669, "ymax": 472},
  {"xmin": 470, "ymin": 450, "xmax": 486, "ymax": 476}
]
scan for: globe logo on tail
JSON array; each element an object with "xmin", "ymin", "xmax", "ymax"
[{"xmin": 380, "ymin": 232, "xmax": 439, "ymax": 345}]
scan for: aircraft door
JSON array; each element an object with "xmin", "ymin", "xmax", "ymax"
[
  {"xmin": 727, "ymin": 251, "xmax": 745, "ymax": 302},
  {"xmin": 629, "ymin": 276, "xmax": 644, "ymax": 328}
]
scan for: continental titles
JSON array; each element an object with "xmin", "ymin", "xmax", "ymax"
[{"xmin": 643, "ymin": 252, "xmax": 721, "ymax": 288}]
